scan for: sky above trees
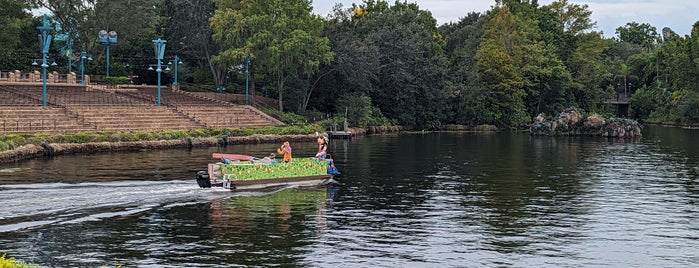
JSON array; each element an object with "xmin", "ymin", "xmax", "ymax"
[{"xmin": 312, "ymin": 0, "xmax": 698, "ymax": 37}]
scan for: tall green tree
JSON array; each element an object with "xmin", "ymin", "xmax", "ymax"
[
  {"xmin": 161, "ymin": 0, "xmax": 221, "ymax": 86},
  {"xmin": 0, "ymin": 0, "xmax": 34, "ymax": 70},
  {"xmin": 348, "ymin": 1, "xmax": 448, "ymax": 129},
  {"xmin": 616, "ymin": 22, "xmax": 658, "ymax": 50},
  {"xmin": 0, "ymin": 0, "xmax": 32, "ymax": 51},
  {"xmin": 438, "ymin": 12, "xmax": 488, "ymax": 126},
  {"xmin": 298, "ymin": 3, "xmax": 381, "ymax": 113},
  {"xmin": 542, "ymin": 0, "xmax": 606, "ymax": 113},
  {"xmin": 477, "ymin": 4, "xmax": 557, "ymax": 128},
  {"xmin": 210, "ymin": 0, "xmax": 333, "ymax": 111}
]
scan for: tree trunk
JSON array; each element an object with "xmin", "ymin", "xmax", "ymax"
[
  {"xmin": 278, "ymin": 69, "xmax": 284, "ymax": 112},
  {"xmin": 301, "ymin": 68, "xmax": 334, "ymax": 112},
  {"xmin": 251, "ymin": 71, "xmax": 256, "ymax": 105}
]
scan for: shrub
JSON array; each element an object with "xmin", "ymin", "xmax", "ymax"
[
  {"xmin": 102, "ymin": 76, "xmax": 130, "ymax": 85},
  {"xmin": 0, "ymin": 253, "xmax": 39, "ymax": 268}
]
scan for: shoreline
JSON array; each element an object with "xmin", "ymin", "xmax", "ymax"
[
  {"xmin": 0, "ymin": 126, "xmax": 401, "ymax": 164},
  {"xmin": 0, "ymin": 134, "xmax": 319, "ymax": 164}
]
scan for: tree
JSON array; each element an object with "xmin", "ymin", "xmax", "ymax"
[
  {"xmin": 616, "ymin": 22, "xmax": 658, "ymax": 50},
  {"xmin": 349, "ymin": 1, "xmax": 448, "ymax": 129},
  {"xmin": 0, "ymin": 0, "xmax": 32, "ymax": 51},
  {"xmin": 542, "ymin": 0, "xmax": 606, "ymax": 113},
  {"xmin": 0, "ymin": 0, "xmax": 34, "ymax": 70},
  {"xmin": 27, "ymin": 0, "xmax": 160, "ymax": 78},
  {"xmin": 438, "ymin": 12, "xmax": 488, "ymax": 126},
  {"xmin": 161, "ymin": 0, "xmax": 222, "ymax": 86},
  {"xmin": 477, "ymin": 4, "xmax": 564, "ymax": 128},
  {"xmin": 210, "ymin": 0, "xmax": 333, "ymax": 112}
]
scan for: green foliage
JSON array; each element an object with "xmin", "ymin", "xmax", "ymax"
[
  {"xmin": 615, "ymin": 22, "xmax": 658, "ymax": 48},
  {"xmin": 257, "ymin": 107, "xmax": 307, "ymax": 125},
  {"xmin": 334, "ymin": 92, "xmax": 395, "ymax": 128},
  {"xmin": 0, "ymin": 0, "xmax": 698, "ymax": 129},
  {"xmin": 102, "ymin": 76, "xmax": 130, "ymax": 85},
  {"xmin": 476, "ymin": 5, "xmax": 532, "ymax": 129},
  {"xmin": 192, "ymin": 67, "xmax": 215, "ymax": 85},
  {"xmin": 629, "ymin": 85, "xmax": 659, "ymax": 121},
  {"xmin": 674, "ymin": 90, "xmax": 699, "ymax": 123},
  {"xmin": 322, "ymin": 0, "xmax": 448, "ymax": 130},
  {"xmin": 0, "ymin": 253, "xmax": 39, "ymax": 268},
  {"xmin": 211, "ymin": 0, "xmax": 333, "ymax": 111},
  {"xmin": 336, "ymin": 93, "xmax": 371, "ymax": 126}
]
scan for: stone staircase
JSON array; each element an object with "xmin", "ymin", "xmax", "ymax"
[{"xmin": 0, "ymin": 84, "xmax": 282, "ymax": 134}]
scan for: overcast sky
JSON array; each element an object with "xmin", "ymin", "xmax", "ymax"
[{"xmin": 312, "ymin": 0, "xmax": 698, "ymax": 37}]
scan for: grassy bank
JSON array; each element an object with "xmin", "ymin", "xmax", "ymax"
[
  {"xmin": 0, "ymin": 124, "xmax": 325, "ymax": 163},
  {"xmin": 0, "ymin": 123, "xmax": 405, "ymax": 163}
]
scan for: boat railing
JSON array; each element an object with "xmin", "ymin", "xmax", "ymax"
[{"xmin": 223, "ymin": 174, "xmax": 239, "ymax": 181}]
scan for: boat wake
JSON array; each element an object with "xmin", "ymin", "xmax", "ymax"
[{"xmin": 0, "ymin": 180, "xmax": 234, "ymax": 233}]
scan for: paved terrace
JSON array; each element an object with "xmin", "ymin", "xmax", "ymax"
[{"xmin": 0, "ymin": 78, "xmax": 282, "ymax": 134}]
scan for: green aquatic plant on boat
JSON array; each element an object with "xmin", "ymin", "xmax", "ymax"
[
  {"xmin": 221, "ymin": 158, "xmax": 327, "ymax": 181},
  {"xmin": 0, "ymin": 253, "xmax": 39, "ymax": 268}
]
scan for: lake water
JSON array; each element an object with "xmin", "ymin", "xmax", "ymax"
[{"xmin": 0, "ymin": 126, "xmax": 698, "ymax": 267}]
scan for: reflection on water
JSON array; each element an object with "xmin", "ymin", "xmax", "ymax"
[{"xmin": 1, "ymin": 127, "xmax": 699, "ymax": 267}]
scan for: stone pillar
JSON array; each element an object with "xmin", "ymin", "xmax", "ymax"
[
  {"xmin": 67, "ymin": 72, "xmax": 76, "ymax": 84},
  {"xmin": 9, "ymin": 71, "xmax": 17, "ymax": 82},
  {"xmin": 49, "ymin": 71, "xmax": 57, "ymax": 83}
]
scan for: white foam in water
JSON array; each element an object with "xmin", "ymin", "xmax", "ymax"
[
  {"xmin": 0, "ymin": 220, "xmax": 57, "ymax": 232},
  {"xmin": 0, "ymin": 179, "xmax": 233, "ymax": 232},
  {"xmin": 60, "ymin": 207, "xmax": 154, "ymax": 224}
]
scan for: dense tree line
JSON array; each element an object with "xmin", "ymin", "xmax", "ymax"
[{"xmin": 2, "ymin": 0, "xmax": 699, "ymax": 129}]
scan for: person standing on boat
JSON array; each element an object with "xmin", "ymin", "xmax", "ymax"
[
  {"xmin": 315, "ymin": 136, "xmax": 329, "ymax": 160},
  {"xmin": 277, "ymin": 141, "xmax": 292, "ymax": 163}
]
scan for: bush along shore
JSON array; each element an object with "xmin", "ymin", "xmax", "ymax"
[
  {"xmin": 529, "ymin": 107, "xmax": 642, "ymax": 137},
  {"xmin": 0, "ymin": 125, "xmax": 403, "ymax": 164}
]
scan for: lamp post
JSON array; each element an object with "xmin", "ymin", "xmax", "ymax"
[
  {"xmin": 37, "ymin": 14, "xmax": 53, "ymax": 107},
  {"xmin": 168, "ymin": 55, "xmax": 183, "ymax": 86},
  {"xmin": 98, "ymin": 30, "xmax": 117, "ymax": 77},
  {"xmin": 245, "ymin": 56, "xmax": 250, "ymax": 105},
  {"xmin": 66, "ymin": 37, "xmax": 73, "ymax": 73},
  {"xmin": 152, "ymin": 38, "xmax": 167, "ymax": 106},
  {"xmin": 80, "ymin": 51, "xmax": 92, "ymax": 85}
]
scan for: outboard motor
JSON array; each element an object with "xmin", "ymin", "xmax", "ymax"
[{"xmin": 196, "ymin": 170, "xmax": 211, "ymax": 188}]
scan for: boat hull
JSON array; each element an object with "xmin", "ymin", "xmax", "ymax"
[{"xmin": 227, "ymin": 175, "xmax": 333, "ymax": 191}]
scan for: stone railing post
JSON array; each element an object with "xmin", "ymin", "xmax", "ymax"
[
  {"xmin": 67, "ymin": 72, "xmax": 76, "ymax": 84},
  {"xmin": 9, "ymin": 71, "xmax": 17, "ymax": 82}
]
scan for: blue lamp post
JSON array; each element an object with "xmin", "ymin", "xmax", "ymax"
[
  {"xmin": 152, "ymin": 38, "xmax": 167, "ymax": 106},
  {"xmin": 66, "ymin": 37, "xmax": 73, "ymax": 73},
  {"xmin": 80, "ymin": 51, "xmax": 92, "ymax": 85},
  {"xmin": 245, "ymin": 56, "xmax": 250, "ymax": 105},
  {"xmin": 168, "ymin": 55, "xmax": 183, "ymax": 86},
  {"xmin": 98, "ymin": 30, "xmax": 117, "ymax": 77},
  {"xmin": 37, "ymin": 15, "xmax": 53, "ymax": 107}
]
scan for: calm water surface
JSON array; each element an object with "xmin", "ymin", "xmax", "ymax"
[{"xmin": 1, "ymin": 126, "xmax": 698, "ymax": 267}]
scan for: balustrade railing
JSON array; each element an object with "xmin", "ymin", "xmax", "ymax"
[{"xmin": 0, "ymin": 70, "xmax": 83, "ymax": 84}]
